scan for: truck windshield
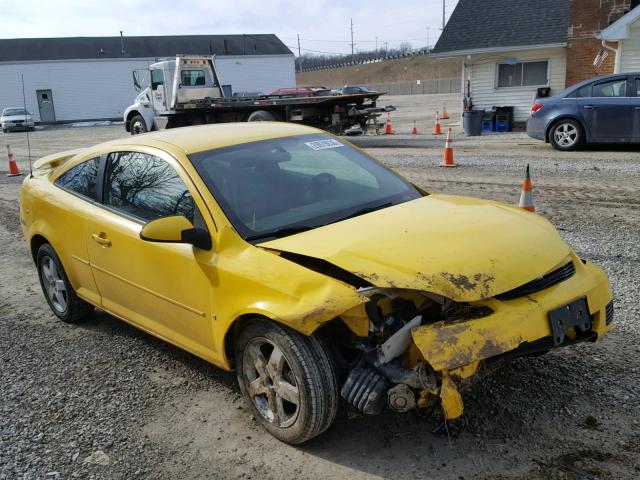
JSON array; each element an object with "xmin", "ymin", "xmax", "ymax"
[{"xmin": 189, "ymin": 134, "xmax": 422, "ymax": 241}]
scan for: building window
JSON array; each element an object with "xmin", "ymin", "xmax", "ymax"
[{"xmin": 497, "ymin": 61, "xmax": 548, "ymax": 88}]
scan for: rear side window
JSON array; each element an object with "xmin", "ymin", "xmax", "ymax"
[
  {"xmin": 181, "ymin": 70, "xmax": 206, "ymax": 86},
  {"xmin": 55, "ymin": 157, "xmax": 101, "ymax": 200},
  {"xmin": 104, "ymin": 152, "xmax": 195, "ymax": 222},
  {"xmin": 592, "ymin": 79, "xmax": 627, "ymax": 97}
]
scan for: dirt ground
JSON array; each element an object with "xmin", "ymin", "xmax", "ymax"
[{"xmin": 1, "ymin": 96, "xmax": 639, "ymax": 479}]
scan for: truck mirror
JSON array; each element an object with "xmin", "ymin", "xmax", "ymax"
[{"xmin": 133, "ymin": 71, "xmax": 141, "ymax": 92}]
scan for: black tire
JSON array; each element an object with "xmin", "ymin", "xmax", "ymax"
[
  {"xmin": 36, "ymin": 244, "xmax": 94, "ymax": 323},
  {"xmin": 549, "ymin": 119, "xmax": 584, "ymax": 151},
  {"xmin": 236, "ymin": 318, "xmax": 338, "ymax": 444},
  {"xmin": 247, "ymin": 110, "xmax": 276, "ymax": 122},
  {"xmin": 130, "ymin": 114, "xmax": 148, "ymax": 135}
]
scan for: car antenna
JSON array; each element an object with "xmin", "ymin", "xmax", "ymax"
[{"xmin": 21, "ymin": 74, "xmax": 33, "ymax": 177}]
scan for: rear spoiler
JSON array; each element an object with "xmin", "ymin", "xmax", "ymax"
[{"xmin": 33, "ymin": 148, "xmax": 87, "ymax": 171}]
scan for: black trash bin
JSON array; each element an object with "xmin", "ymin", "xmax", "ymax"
[{"xmin": 463, "ymin": 110, "xmax": 484, "ymax": 136}]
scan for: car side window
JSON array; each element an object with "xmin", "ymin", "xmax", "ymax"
[
  {"xmin": 592, "ymin": 79, "xmax": 627, "ymax": 97},
  {"xmin": 55, "ymin": 157, "xmax": 101, "ymax": 200},
  {"xmin": 104, "ymin": 151, "xmax": 196, "ymax": 223}
]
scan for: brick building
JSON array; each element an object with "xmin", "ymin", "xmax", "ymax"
[
  {"xmin": 432, "ymin": 0, "xmax": 638, "ymax": 122},
  {"xmin": 565, "ymin": 0, "xmax": 636, "ymax": 85}
]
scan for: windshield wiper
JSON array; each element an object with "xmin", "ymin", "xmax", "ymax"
[
  {"xmin": 246, "ymin": 225, "xmax": 317, "ymax": 242},
  {"xmin": 338, "ymin": 202, "xmax": 393, "ymax": 222}
]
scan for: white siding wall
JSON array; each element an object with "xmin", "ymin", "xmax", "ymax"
[
  {"xmin": 620, "ymin": 21, "xmax": 640, "ymax": 72},
  {"xmin": 469, "ymin": 47, "xmax": 567, "ymax": 122},
  {"xmin": 0, "ymin": 54, "xmax": 295, "ymax": 122}
]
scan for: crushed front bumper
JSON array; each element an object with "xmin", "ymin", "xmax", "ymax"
[{"xmin": 411, "ymin": 258, "xmax": 613, "ymax": 418}]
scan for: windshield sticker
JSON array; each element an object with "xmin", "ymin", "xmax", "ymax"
[{"xmin": 304, "ymin": 139, "xmax": 344, "ymax": 151}]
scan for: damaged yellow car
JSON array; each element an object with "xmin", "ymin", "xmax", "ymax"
[{"xmin": 20, "ymin": 123, "xmax": 614, "ymax": 444}]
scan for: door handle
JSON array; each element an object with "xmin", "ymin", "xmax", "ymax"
[
  {"xmin": 91, "ymin": 233, "xmax": 111, "ymax": 247},
  {"xmin": 583, "ymin": 105, "xmax": 595, "ymax": 109}
]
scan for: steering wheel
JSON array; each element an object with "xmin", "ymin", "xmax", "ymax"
[{"xmin": 312, "ymin": 172, "xmax": 337, "ymax": 186}]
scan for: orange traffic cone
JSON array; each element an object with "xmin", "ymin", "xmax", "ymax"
[
  {"xmin": 385, "ymin": 113, "xmax": 394, "ymax": 135},
  {"xmin": 439, "ymin": 128, "xmax": 457, "ymax": 168},
  {"xmin": 433, "ymin": 111, "xmax": 442, "ymax": 135},
  {"xmin": 6, "ymin": 145, "xmax": 21, "ymax": 177},
  {"xmin": 519, "ymin": 164, "xmax": 535, "ymax": 212},
  {"xmin": 441, "ymin": 104, "xmax": 450, "ymax": 119},
  {"xmin": 411, "ymin": 120, "xmax": 418, "ymax": 135}
]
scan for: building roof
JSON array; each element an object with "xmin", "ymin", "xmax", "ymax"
[
  {"xmin": 432, "ymin": 0, "xmax": 570, "ymax": 56},
  {"xmin": 599, "ymin": 5, "xmax": 640, "ymax": 40},
  {"xmin": 0, "ymin": 34, "xmax": 292, "ymax": 62}
]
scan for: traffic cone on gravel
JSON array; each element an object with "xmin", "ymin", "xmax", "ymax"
[
  {"xmin": 433, "ymin": 111, "xmax": 443, "ymax": 135},
  {"xmin": 6, "ymin": 145, "xmax": 21, "ymax": 177},
  {"xmin": 439, "ymin": 128, "xmax": 457, "ymax": 168},
  {"xmin": 519, "ymin": 164, "xmax": 535, "ymax": 212},
  {"xmin": 412, "ymin": 120, "xmax": 418, "ymax": 135},
  {"xmin": 385, "ymin": 113, "xmax": 394, "ymax": 135},
  {"xmin": 441, "ymin": 104, "xmax": 450, "ymax": 119}
]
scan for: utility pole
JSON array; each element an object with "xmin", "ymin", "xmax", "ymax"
[
  {"xmin": 375, "ymin": 36, "xmax": 378, "ymax": 51},
  {"xmin": 297, "ymin": 34, "xmax": 302, "ymax": 71},
  {"xmin": 384, "ymin": 41, "xmax": 388, "ymax": 53},
  {"xmin": 427, "ymin": 27, "xmax": 430, "ymax": 51},
  {"xmin": 350, "ymin": 18, "xmax": 355, "ymax": 63},
  {"xmin": 442, "ymin": 0, "xmax": 446, "ymax": 30}
]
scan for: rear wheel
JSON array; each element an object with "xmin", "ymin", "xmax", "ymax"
[
  {"xmin": 130, "ymin": 114, "xmax": 148, "ymax": 135},
  {"xmin": 247, "ymin": 110, "xmax": 276, "ymax": 122},
  {"xmin": 36, "ymin": 244, "xmax": 94, "ymax": 323},
  {"xmin": 236, "ymin": 319, "xmax": 338, "ymax": 444},
  {"xmin": 549, "ymin": 119, "xmax": 584, "ymax": 151}
]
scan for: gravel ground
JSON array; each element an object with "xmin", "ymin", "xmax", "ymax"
[{"xmin": 1, "ymin": 102, "xmax": 639, "ymax": 479}]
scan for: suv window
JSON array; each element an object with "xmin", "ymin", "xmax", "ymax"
[
  {"xmin": 592, "ymin": 79, "xmax": 627, "ymax": 97},
  {"xmin": 55, "ymin": 157, "xmax": 101, "ymax": 200},
  {"xmin": 104, "ymin": 152, "xmax": 195, "ymax": 222}
]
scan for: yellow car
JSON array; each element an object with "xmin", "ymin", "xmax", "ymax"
[{"xmin": 20, "ymin": 123, "xmax": 614, "ymax": 444}]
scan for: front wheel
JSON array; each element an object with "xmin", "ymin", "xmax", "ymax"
[
  {"xmin": 549, "ymin": 119, "xmax": 584, "ymax": 151},
  {"xmin": 130, "ymin": 114, "xmax": 148, "ymax": 135},
  {"xmin": 36, "ymin": 244, "xmax": 94, "ymax": 323},
  {"xmin": 236, "ymin": 319, "xmax": 338, "ymax": 444}
]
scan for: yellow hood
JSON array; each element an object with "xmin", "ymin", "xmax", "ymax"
[{"xmin": 259, "ymin": 195, "xmax": 572, "ymax": 302}]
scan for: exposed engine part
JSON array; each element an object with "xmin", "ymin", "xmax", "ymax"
[
  {"xmin": 371, "ymin": 358, "xmax": 437, "ymax": 390},
  {"xmin": 387, "ymin": 384, "xmax": 416, "ymax": 413},
  {"xmin": 378, "ymin": 316, "xmax": 421, "ymax": 364},
  {"xmin": 340, "ymin": 367, "xmax": 389, "ymax": 415}
]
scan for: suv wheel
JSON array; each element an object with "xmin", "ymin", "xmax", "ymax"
[{"xmin": 549, "ymin": 119, "xmax": 584, "ymax": 151}]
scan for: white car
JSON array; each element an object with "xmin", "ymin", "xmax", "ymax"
[{"xmin": 1, "ymin": 108, "xmax": 35, "ymax": 133}]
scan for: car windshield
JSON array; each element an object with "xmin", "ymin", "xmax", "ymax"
[
  {"xmin": 189, "ymin": 134, "xmax": 423, "ymax": 241},
  {"xmin": 3, "ymin": 108, "xmax": 28, "ymax": 116}
]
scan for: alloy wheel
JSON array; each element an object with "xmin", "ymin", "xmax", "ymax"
[
  {"xmin": 242, "ymin": 337, "xmax": 300, "ymax": 428},
  {"xmin": 132, "ymin": 120, "xmax": 146, "ymax": 134},
  {"xmin": 41, "ymin": 256, "xmax": 68, "ymax": 313},
  {"xmin": 553, "ymin": 123, "xmax": 578, "ymax": 148}
]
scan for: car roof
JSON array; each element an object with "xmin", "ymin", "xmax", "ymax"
[
  {"xmin": 101, "ymin": 122, "xmax": 323, "ymax": 155},
  {"xmin": 560, "ymin": 72, "xmax": 640, "ymax": 95}
]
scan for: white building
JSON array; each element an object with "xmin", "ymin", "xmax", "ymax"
[
  {"xmin": 599, "ymin": 5, "xmax": 640, "ymax": 73},
  {"xmin": 0, "ymin": 34, "xmax": 295, "ymax": 123},
  {"xmin": 432, "ymin": 0, "xmax": 570, "ymax": 123}
]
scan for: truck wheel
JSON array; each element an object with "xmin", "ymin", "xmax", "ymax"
[
  {"xmin": 236, "ymin": 318, "xmax": 338, "ymax": 444},
  {"xmin": 36, "ymin": 244, "xmax": 94, "ymax": 323},
  {"xmin": 130, "ymin": 114, "xmax": 148, "ymax": 135},
  {"xmin": 247, "ymin": 110, "xmax": 276, "ymax": 122}
]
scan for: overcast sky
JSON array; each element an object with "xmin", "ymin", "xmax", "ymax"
[{"xmin": 1, "ymin": 0, "xmax": 458, "ymax": 55}]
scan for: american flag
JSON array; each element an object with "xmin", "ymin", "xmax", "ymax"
[{"xmin": 593, "ymin": 47, "xmax": 609, "ymax": 69}]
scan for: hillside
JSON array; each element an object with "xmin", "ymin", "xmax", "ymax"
[{"xmin": 296, "ymin": 55, "xmax": 460, "ymax": 87}]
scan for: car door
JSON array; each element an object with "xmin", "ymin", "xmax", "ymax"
[
  {"xmin": 578, "ymin": 76, "xmax": 633, "ymax": 142},
  {"xmin": 631, "ymin": 76, "xmax": 640, "ymax": 143},
  {"xmin": 86, "ymin": 149, "xmax": 218, "ymax": 359}
]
